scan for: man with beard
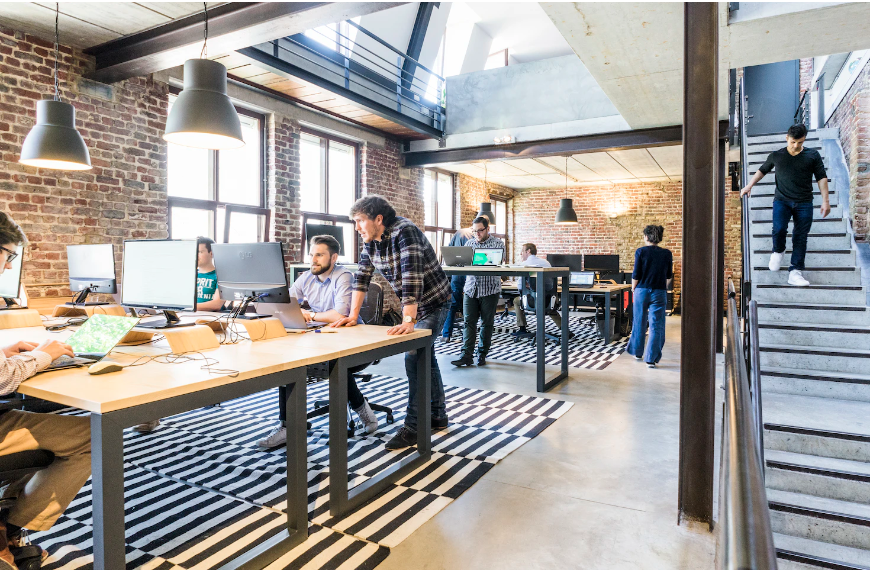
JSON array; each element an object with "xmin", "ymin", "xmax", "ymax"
[{"xmin": 256, "ymin": 234, "xmax": 377, "ymax": 449}]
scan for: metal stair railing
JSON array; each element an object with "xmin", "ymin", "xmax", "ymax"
[{"xmin": 739, "ymin": 76, "xmax": 752, "ymax": 366}]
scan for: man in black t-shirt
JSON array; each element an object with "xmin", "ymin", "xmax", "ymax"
[{"xmin": 740, "ymin": 123, "xmax": 830, "ymax": 286}]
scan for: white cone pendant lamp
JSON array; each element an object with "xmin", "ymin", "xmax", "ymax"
[
  {"xmin": 19, "ymin": 4, "xmax": 91, "ymax": 171},
  {"xmin": 554, "ymin": 155, "xmax": 578, "ymax": 225},
  {"xmin": 163, "ymin": 4, "xmax": 244, "ymax": 150}
]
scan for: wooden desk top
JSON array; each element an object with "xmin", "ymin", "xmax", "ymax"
[
  {"xmin": 502, "ymin": 282, "xmax": 632, "ymax": 293},
  {"xmin": 442, "ymin": 266, "xmax": 570, "ymax": 274},
  {"xmin": 0, "ymin": 325, "xmax": 430, "ymax": 414}
]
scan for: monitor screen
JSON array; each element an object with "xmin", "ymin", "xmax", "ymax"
[
  {"xmin": 570, "ymin": 272, "xmax": 595, "ymax": 286},
  {"xmin": 121, "ymin": 240, "xmax": 197, "ymax": 310},
  {"xmin": 0, "ymin": 244, "xmax": 23, "ymax": 299},
  {"xmin": 584, "ymin": 254, "xmax": 620, "ymax": 272},
  {"xmin": 472, "ymin": 248, "xmax": 504, "ymax": 266},
  {"xmin": 212, "ymin": 242, "xmax": 290, "ymax": 303},
  {"xmin": 67, "ymin": 244, "xmax": 116, "ymax": 293},
  {"xmin": 546, "ymin": 254, "xmax": 583, "ymax": 273}
]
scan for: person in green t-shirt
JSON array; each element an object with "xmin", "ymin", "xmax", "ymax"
[{"xmin": 195, "ymin": 236, "xmax": 222, "ymax": 311}]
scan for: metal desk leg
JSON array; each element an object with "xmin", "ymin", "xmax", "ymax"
[
  {"xmin": 91, "ymin": 414, "xmax": 125, "ymax": 570},
  {"xmin": 561, "ymin": 275, "xmax": 569, "ymax": 375},
  {"xmin": 535, "ymin": 272, "xmax": 546, "ymax": 392},
  {"xmin": 329, "ymin": 357, "xmax": 350, "ymax": 514},
  {"xmin": 604, "ymin": 291, "xmax": 612, "ymax": 345},
  {"xmin": 537, "ymin": 274, "xmax": 569, "ymax": 392},
  {"xmin": 415, "ymin": 343, "xmax": 432, "ymax": 457}
]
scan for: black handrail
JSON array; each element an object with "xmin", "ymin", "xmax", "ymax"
[
  {"xmin": 793, "ymin": 89, "xmax": 808, "ymax": 121},
  {"xmin": 346, "ymin": 20, "xmax": 445, "ymax": 82},
  {"xmin": 717, "ymin": 281, "xmax": 777, "ymax": 570}
]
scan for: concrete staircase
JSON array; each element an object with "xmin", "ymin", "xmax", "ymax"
[{"xmin": 746, "ymin": 130, "xmax": 870, "ymax": 570}]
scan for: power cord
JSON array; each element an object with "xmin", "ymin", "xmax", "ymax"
[{"xmin": 113, "ymin": 350, "xmax": 239, "ymax": 377}]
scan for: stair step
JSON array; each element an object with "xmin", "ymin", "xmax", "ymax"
[
  {"xmin": 757, "ymin": 302, "xmax": 869, "ymax": 325},
  {"xmin": 753, "ymin": 267, "xmax": 861, "ymax": 286},
  {"xmin": 753, "ymin": 235, "xmax": 852, "ymax": 250},
  {"xmin": 766, "ymin": 449, "xmax": 870, "ymax": 503},
  {"xmin": 768, "ymin": 489, "xmax": 870, "ymax": 550},
  {"xmin": 751, "ymin": 205, "xmax": 843, "ymax": 221},
  {"xmin": 751, "ymin": 193, "xmax": 839, "ymax": 207},
  {"xmin": 765, "ymin": 423, "xmax": 870, "ymax": 463},
  {"xmin": 761, "ymin": 344, "xmax": 870, "ymax": 374},
  {"xmin": 753, "ymin": 220, "xmax": 849, "ymax": 237},
  {"xmin": 748, "ymin": 135, "xmax": 822, "ymax": 147},
  {"xmin": 764, "ymin": 393, "xmax": 870, "ymax": 440},
  {"xmin": 751, "ymin": 251, "xmax": 856, "ymax": 268},
  {"xmin": 757, "ymin": 321, "xmax": 870, "ymax": 348},
  {"xmin": 753, "ymin": 216, "xmax": 844, "ymax": 225},
  {"xmin": 775, "ymin": 533, "xmax": 870, "ymax": 569}
]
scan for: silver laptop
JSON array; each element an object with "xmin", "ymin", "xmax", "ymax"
[
  {"xmin": 441, "ymin": 246, "xmax": 474, "ymax": 267},
  {"xmin": 472, "ymin": 247, "xmax": 504, "ymax": 266},
  {"xmin": 44, "ymin": 314, "xmax": 140, "ymax": 371},
  {"xmin": 256, "ymin": 298, "xmax": 328, "ymax": 330},
  {"xmin": 570, "ymin": 271, "xmax": 596, "ymax": 288}
]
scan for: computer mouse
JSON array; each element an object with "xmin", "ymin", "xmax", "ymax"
[{"xmin": 88, "ymin": 361, "xmax": 124, "ymax": 375}]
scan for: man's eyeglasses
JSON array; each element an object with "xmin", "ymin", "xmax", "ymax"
[
  {"xmin": 472, "ymin": 228, "xmax": 488, "ymax": 234},
  {"xmin": 0, "ymin": 246, "xmax": 18, "ymax": 264}
]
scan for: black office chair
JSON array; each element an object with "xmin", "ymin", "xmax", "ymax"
[
  {"xmin": 306, "ymin": 282, "xmax": 395, "ymax": 436},
  {"xmin": 515, "ymin": 276, "xmax": 563, "ymax": 346},
  {"xmin": 0, "ymin": 401, "xmax": 54, "ymax": 570}
]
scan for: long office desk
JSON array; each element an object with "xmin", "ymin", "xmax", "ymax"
[
  {"xmin": 442, "ymin": 266, "xmax": 570, "ymax": 392},
  {"xmin": 502, "ymin": 282, "xmax": 633, "ymax": 345},
  {"xmin": 0, "ymin": 324, "xmax": 432, "ymax": 570}
]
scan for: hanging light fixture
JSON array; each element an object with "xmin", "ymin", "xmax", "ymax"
[
  {"xmin": 19, "ymin": 4, "xmax": 91, "ymax": 171},
  {"xmin": 163, "ymin": 3, "xmax": 244, "ymax": 150},
  {"xmin": 554, "ymin": 155, "xmax": 578, "ymax": 225},
  {"xmin": 476, "ymin": 161, "xmax": 496, "ymax": 225}
]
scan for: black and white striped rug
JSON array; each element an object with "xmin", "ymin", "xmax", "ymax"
[
  {"xmin": 34, "ymin": 374, "xmax": 572, "ymax": 569},
  {"xmin": 436, "ymin": 312, "xmax": 628, "ymax": 370}
]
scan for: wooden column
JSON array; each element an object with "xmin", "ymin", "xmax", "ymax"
[{"xmin": 678, "ymin": 0, "xmax": 718, "ymax": 528}]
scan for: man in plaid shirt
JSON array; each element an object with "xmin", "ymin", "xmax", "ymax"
[
  {"xmin": 332, "ymin": 195, "xmax": 452, "ymax": 450},
  {"xmin": 451, "ymin": 216, "xmax": 504, "ymax": 367}
]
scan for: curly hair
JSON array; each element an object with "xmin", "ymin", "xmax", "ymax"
[
  {"xmin": 349, "ymin": 195, "xmax": 397, "ymax": 227},
  {"xmin": 643, "ymin": 224, "xmax": 664, "ymax": 245}
]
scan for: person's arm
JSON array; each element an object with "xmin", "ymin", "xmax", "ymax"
[
  {"xmin": 666, "ymin": 251, "xmax": 675, "ymax": 290},
  {"xmin": 740, "ymin": 154, "xmax": 774, "ymax": 197},
  {"xmin": 331, "ymin": 253, "xmax": 373, "ymax": 327},
  {"xmin": 631, "ymin": 249, "xmax": 643, "ymax": 292},
  {"xmin": 308, "ymin": 273, "xmax": 353, "ymax": 323},
  {"xmin": 0, "ymin": 340, "xmax": 73, "ymax": 396},
  {"xmin": 815, "ymin": 155, "xmax": 831, "ymax": 218},
  {"xmin": 197, "ymin": 290, "xmax": 222, "ymax": 311}
]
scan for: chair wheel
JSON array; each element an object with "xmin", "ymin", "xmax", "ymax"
[
  {"xmin": 386, "ymin": 414, "xmax": 395, "ymax": 424},
  {"xmin": 12, "ymin": 545, "xmax": 43, "ymax": 570}
]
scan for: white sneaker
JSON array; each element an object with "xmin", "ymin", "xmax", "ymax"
[
  {"xmin": 788, "ymin": 270, "xmax": 810, "ymax": 286},
  {"xmin": 353, "ymin": 400, "xmax": 379, "ymax": 435},
  {"xmin": 768, "ymin": 252, "xmax": 784, "ymax": 272},
  {"xmin": 257, "ymin": 426, "xmax": 286, "ymax": 449}
]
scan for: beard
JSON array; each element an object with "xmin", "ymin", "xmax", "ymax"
[{"xmin": 310, "ymin": 261, "xmax": 332, "ymax": 275}]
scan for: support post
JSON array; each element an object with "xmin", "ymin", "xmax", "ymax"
[
  {"xmin": 678, "ymin": 0, "xmax": 718, "ymax": 529},
  {"xmin": 717, "ymin": 137, "xmax": 726, "ymax": 353}
]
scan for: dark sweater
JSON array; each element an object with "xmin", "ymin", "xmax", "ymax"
[
  {"xmin": 632, "ymin": 246, "xmax": 673, "ymax": 290},
  {"xmin": 758, "ymin": 147, "xmax": 827, "ymax": 203}
]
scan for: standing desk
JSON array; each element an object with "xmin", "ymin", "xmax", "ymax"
[
  {"xmin": 0, "ymin": 324, "xmax": 431, "ymax": 570},
  {"xmin": 442, "ymin": 266, "xmax": 571, "ymax": 392}
]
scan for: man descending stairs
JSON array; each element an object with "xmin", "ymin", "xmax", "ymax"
[{"xmin": 745, "ymin": 127, "xmax": 870, "ymax": 569}]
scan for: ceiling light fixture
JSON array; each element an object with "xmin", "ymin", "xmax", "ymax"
[
  {"xmin": 163, "ymin": 3, "xmax": 244, "ymax": 150},
  {"xmin": 554, "ymin": 155, "xmax": 578, "ymax": 225},
  {"xmin": 477, "ymin": 161, "xmax": 496, "ymax": 226},
  {"xmin": 19, "ymin": 3, "xmax": 92, "ymax": 171}
]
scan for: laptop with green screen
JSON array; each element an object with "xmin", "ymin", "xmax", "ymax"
[{"xmin": 44, "ymin": 314, "xmax": 140, "ymax": 371}]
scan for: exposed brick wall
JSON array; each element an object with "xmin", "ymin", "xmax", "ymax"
[
  {"xmin": 0, "ymin": 26, "xmax": 169, "ymax": 299},
  {"xmin": 360, "ymin": 138, "xmax": 425, "ymax": 228},
  {"xmin": 799, "ymin": 58, "xmax": 814, "ymax": 95},
  {"xmin": 825, "ymin": 58, "xmax": 870, "ymax": 242},
  {"xmin": 267, "ymin": 115, "xmax": 302, "ymax": 267},
  {"xmin": 511, "ymin": 180, "xmax": 743, "ymax": 308},
  {"xmin": 455, "ymin": 173, "xmax": 517, "ymax": 259}
]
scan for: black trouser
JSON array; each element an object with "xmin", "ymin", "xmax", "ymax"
[
  {"xmin": 278, "ymin": 375, "xmax": 365, "ymax": 425},
  {"xmin": 462, "ymin": 293, "xmax": 499, "ymax": 358}
]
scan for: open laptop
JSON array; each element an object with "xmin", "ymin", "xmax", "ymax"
[
  {"xmin": 44, "ymin": 314, "xmax": 140, "ymax": 371},
  {"xmin": 472, "ymin": 247, "xmax": 504, "ymax": 266},
  {"xmin": 256, "ymin": 298, "xmax": 328, "ymax": 330},
  {"xmin": 441, "ymin": 246, "xmax": 474, "ymax": 267},
  {"xmin": 570, "ymin": 271, "xmax": 596, "ymax": 289}
]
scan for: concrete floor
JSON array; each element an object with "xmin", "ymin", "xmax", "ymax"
[{"xmin": 373, "ymin": 315, "xmax": 719, "ymax": 570}]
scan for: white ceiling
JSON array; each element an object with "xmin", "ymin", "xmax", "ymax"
[
  {"xmin": 439, "ymin": 146, "xmax": 683, "ymax": 190},
  {"xmin": 464, "ymin": 2, "xmax": 574, "ymax": 64}
]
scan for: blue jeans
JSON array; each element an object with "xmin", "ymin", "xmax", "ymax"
[
  {"xmin": 772, "ymin": 199, "xmax": 814, "ymax": 271},
  {"xmin": 628, "ymin": 288, "xmax": 667, "ymax": 364},
  {"xmin": 405, "ymin": 301, "xmax": 450, "ymax": 431},
  {"xmin": 441, "ymin": 276, "xmax": 465, "ymax": 338}
]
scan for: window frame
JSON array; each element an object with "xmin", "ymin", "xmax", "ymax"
[
  {"xmin": 301, "ymin": 211, "xmax": 360, "ymax": 264},
  {"xmin": 489, "ymin": 194, "xmax": 509, "ymax": 255},
  {"xmin": 423, "ymin": 168, "xmax": 455, "ymax": 257},
  {"xmin": 300, "ymin": 127, "xmax": 360, "ymax": 217},
  {"xmin": 166, "ymin": 89, "xmax": 269, "ymax": 242}
]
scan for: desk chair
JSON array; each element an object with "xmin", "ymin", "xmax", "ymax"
[
  {"xmin": 515, "ymin": 276, "xmax": 563, "ymax": 346},
  {"xmin": 306, "ymin": 282, "xmax": 396, "ymax": 436},
  {"xmin": 0, "ymin": 401, "xmax": 54, "ymax": 569}
]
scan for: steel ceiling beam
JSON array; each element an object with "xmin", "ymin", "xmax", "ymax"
[
  {"xmin": 84, "ymin": 2, "xmax": 405, "ymax": 83},
  {"xmin": 401, "ymin": 3, "xmax": 438, "ymax": 93}
]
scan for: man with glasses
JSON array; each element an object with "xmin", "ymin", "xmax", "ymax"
[
  {"xmin": 0, "ymin": 212, "xmax": 91, "ymax": 569},
  {"xmin": 451, "ymin": 216, "xmax": 504, "ymax": 367}
]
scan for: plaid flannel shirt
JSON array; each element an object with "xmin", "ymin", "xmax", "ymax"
[
  {"xmin": 463, "ymin": 235, "xmax": 505, "ymax": 298},
  {"xmin": 353, "ymin": 217, "xmax": 451, "ymax": 316}
]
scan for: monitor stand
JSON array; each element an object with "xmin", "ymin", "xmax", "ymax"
[
  {"xmin": 66, "ymin": 287, "xmax": 108, "ymax": 306},
  {"xmin": 0, "ymin": 298, "xmax": 25, "ymax": 310},
  {"xmin": 231, "ymin": 296, "xmax": 267, "ymax": 320},
  {"xmin": 136, "ymin": 309, "xmax": 195, "ymax": 329}
]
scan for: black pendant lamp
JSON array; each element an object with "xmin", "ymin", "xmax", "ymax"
[
  {"xmin": 476, "ymin": 161, "xmax": 496, "ymax": 225},
  {"xmin": 163, "ymin": 3, "xmax": 244, "ymax": 150},
  {"xmin": 555, "ymin": 155, "xmax": 578, "ymax": 225},
  {"xmin": 19, "ymin": 4, "xmax": 91, "ymax": 171}
]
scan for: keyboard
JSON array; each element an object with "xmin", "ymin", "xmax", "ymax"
[{"xmin": 45, "ymin": 355, "xmax": 98, "ymax": 371}]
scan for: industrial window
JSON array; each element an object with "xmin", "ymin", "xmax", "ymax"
[
  {"xmin": 490, "ymin": 195, "xmax": 509, "ymax": 254},
  {"xmin": 423, "ymin": 169, "xmax": 454, "ymax": 257}
]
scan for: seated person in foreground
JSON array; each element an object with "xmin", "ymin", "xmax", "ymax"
[
  {"xmin": 0, "ymin": 212, "xmax": 91, "ymax": 570},
  {"xmin": 257, "ymin": 235, "xmax": 378, "ymax": 449},
  {"xmin": 134, "ymin": 235, "xmax": 222, "ymax": 434},
  {"xmin": 511, "ymin": 243, "xmax": 565, "ymax": 338}
]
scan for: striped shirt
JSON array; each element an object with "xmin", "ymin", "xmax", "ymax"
[
  {"xmin": 353, "ymin": 217, "xmax": 451, "ymax": 316},
  {"xmin": 0, "ymin": 350, "xmax": 52, "ymax": 397},
  {"xmin": 464, "ymin": 235, "xmax": 505, "ymax": 298}
]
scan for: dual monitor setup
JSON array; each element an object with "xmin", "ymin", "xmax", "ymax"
[{"xmin": 3, "ymin": 241, "xmax": 292, "ymax": 328}]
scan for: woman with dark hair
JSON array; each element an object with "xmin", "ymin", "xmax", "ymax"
[{"xmin": 628, "ymin": 224, "xmax": 673, "ymax": 368}]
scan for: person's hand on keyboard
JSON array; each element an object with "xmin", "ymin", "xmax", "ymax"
[
  {"xmin": 2, "ymin": 341, "xmax": 38, "ymax": 357},
  {"xmin": 34, "ymin": 340, "xmax": 74, "ymax": 361}
]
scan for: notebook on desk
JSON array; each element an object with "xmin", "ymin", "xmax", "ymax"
[
  {"xmin": 569, "ymin": 272, "xmax": 596, "ymax": 289},
  {"xmin": 43, "ymin": 314, "xmax": 140, "ymax": 371}
]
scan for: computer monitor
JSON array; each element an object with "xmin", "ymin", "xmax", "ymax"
[
  {"xmin": 0, "ymin": 245, "xmax": 24, "ymax": 308},
  {"xmin": 546, "ymin": 254, "xmax": 583, "ymax": 273},
  {"xmin": 121, "ymin": 240, "xmax": 198, "ymax": 329},
  {"xmin": 305, "ymin": 223, "xmax": 345, "ymax": 257},
  {"xmin": 67, "ymin": 244, "xmax": 116, "ymax": 305},
  {"xmin": 584, "ymin": 254, "xmax": 620, "ymax": 272},
  {"xmin": 212, "ymin": 242, "xmax": 290, "ymax": 319}
]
